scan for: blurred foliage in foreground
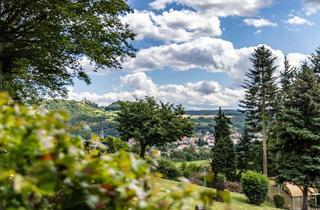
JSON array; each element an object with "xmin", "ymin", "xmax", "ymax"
[{"xmin": 0, "ymin": 93, "xmax": 213, "ymax": 210}]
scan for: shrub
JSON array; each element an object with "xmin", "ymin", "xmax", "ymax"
[
  {"xmin": 216, "ymin": 190, "xmax": 231, "ymax": 203},
  {"xmin": 101, "ymin": 136, "xmax": 130, "ymax": 153},
  {"xmin": 273, "ymin": 194, "xmax": 285, "ymax": 208},
  {"xmin": 241, "ymin": 171, "xmax": 269, "ymax": 205},
  {"xmin": 157, "ymin": 159, "xmax": 181, "ymax": 180},
  {"xmin": 216, "ymin": 173, "xmax": 226, "ymax": 183},
  {"xmin": 204, "ymin": 171, "xmax": 215, "ymax": 188},
  {"xmin": 180, "ymin": 162, "xmax": 204, "ymax": 178}
]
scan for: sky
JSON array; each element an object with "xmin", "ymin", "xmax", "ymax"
[{"xmin": 69, "ymin": 0, "xmax": 320, "ymax": 110}]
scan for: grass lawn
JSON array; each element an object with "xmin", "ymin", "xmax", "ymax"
[
  {"xmin": 150, "ymin": 177, "xmax": 279, "ymax": 210},
  {"xmin": 174, "ymin": 160, "xmax": 210, "ymax": 167}
]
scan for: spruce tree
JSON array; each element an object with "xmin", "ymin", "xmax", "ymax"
[
  {"xmin": 235, "ymin": 126, "xmax": 257, "ymax": 174},
  {"xmin": 276, "ymin": 65, "xmax": 320, "ymax": 210},
  {"xmin": 268, "ymin": 57, "xmax": 296, "ymax": 176},
  {"xmin": 239, "ymin": 46, "xmax": 278, "ymax": 176},
  {"xmin": 310, "ymin": 47, "xmax": 320, "ymax": 76},
  {"xmin": 211, "ymin": 108, "xmax": 236, "ymax": 180},
  {"xmin": 281, "ymin": 56, "xmax": 296, "ymax": 97}
]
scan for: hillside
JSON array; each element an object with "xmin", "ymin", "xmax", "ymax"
[{"xmin": 42, "ymin": 100, "xmax": 118, "ymax": 139}]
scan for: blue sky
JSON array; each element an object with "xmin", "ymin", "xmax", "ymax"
[{"xmin": 70, "ymin": 0, "xmax": 320, "ymax": 110}]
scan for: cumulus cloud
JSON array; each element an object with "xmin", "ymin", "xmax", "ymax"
[
  {"xmin": 68, "ymin": 72, "xmax": 244, "ymax": 109},
  {"xmin": 121, "ymin": 9, "xmax": 221, "ymax": 42},
  {"xmin": 244, "ymin": 18, "xmax": 277, "ymax": 28},
  {"xmin": 287, "ymin": 16, "xmax": 314, "ymax": 26},
  {"xmin": 149, "ymin": 0, "xmax": 273, "ymax": 17},
  {"xmin": 303, "ymin": 0, "xmax": 320, "ymax": 15},
  {"xmin": 286, "ymin": 53, "xmax": 308, "ymax": 68},
  {"xmin": 121, "ymin": 37, "xmax": 306, "ymax": 83}
]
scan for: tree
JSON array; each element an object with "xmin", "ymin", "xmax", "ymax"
[
  {"xmin": 267, "ymin": 57, "xmax": 296, "ymax": 176},
  {"xmin": 115, "ymin": 97, "xmax": 194, "ymax": 158},
  {"xmin": 235, "ymin": 126, "xmax": 255, "ymax": 173},
  {"xmin": 281, "ymin": 56, "xmax": 296, "ymax": 97},
  {"xmin": 0, "ymin": 0, "xmax": 135, "ymax": 103},
  {"xmin": 310, "ymin": 47, "xmax": 320, "ymax": 76},
  {"xmin": 239, "ymin": 46, "xmax": 278, "ymax": 176},
  {"xmin": 211, "ymin": 108, "xmax": 236, "ymax": 180},
  {"xmin": 276, "ymin": 65, "xmax": 320, "ymax": 210}
]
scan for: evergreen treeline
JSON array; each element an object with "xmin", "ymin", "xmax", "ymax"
[{"xmin": 235, "ymin": 46, "xmax": 320, "ymax": 210}]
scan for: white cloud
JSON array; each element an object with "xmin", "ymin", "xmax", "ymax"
[
  {"xmin": 68, "ymin": 73, "xmax": 244, "ymax": 109},
  {"xmin": 121, "ymin": 37, "xmax": 306, "ymax": 83},
  {"xmin": 287, "ymin": 16, "xmax": 314, "ymax": 26},
  {"xmin": 303, "ymin": 0, "xmax": 320, "ymax": 15},
  {"xmin": 149, "ymin": 0, "xmax": 273, "ymax": 17},
  {"xmin": 120, "ymin": 72, "xmax": 157, "ymax": 93},
  {"xmin": 286, "ymin": 53, "xmax": 308, "ymax": 68},
  {"xmin": 122, "ymin": 9, "xmax": 221, "ymax": 42},
  {"xmin": 244, "ymin": 18, "xmax": 277, "ymax": 28}
]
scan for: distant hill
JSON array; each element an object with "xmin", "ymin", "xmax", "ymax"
[
  {"xmin": 42, "ymin": 99, "xmax": 118, "ymax": 139},
  {"xmin": 186, "ymin": 109, "xmax": 242, "ymax": 116},
  {"xmin": 42, "ymin": 100, "xmax": 245, "ymax": 138},
  {"xmin": 187, "ymin": 109, "xmax": 245, "ymax": 134}
]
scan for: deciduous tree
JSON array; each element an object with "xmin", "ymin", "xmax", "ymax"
[
  {"xmin": 0, "ymin": 0, "xmax": 135, "ymax": 103},
  {"xmin": 115, "ymin": 97, "xmax": 194, "ymax": 158}
]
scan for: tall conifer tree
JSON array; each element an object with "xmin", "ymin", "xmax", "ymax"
[
  {"xmin": 211, "ymin": 108, "xmax": 236, "ymax": 180},
  {"xmin": 276, "ymin": 64, "xmax": 320, "ymax": 210},
  {"xmin": 235, "ymin": 127, "xmax": 255, "ymax": 173},
  {"xmin": 239, "ymin": 46, "xmax": 278, "ymax": 176}
]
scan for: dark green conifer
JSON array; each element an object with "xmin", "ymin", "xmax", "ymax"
[
  {"xmin": 276, "ymin": 64, "xmax": 320, "ymax": 210},
  {"xmin": 211, "ymin": 108, "xmax": 236, "ymax": 180}
]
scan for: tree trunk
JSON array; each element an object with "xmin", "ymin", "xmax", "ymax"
[
  {"xmin": 139, "ymin": 143, "xmax": 146, "ymax": 159},
  {"xmin": 302, "ymin": 186, "xmax": 309, "ymax": 210},
  {"xmin": 0, "ymin": 42, "xmax": 3, "ymax": 92},
  {"xmin": 262, "ymin": 117, "xmax": 268, "ymax": 176},
  {"xmin": 262, "ymin": 70, "xmax": 268, "ymax": 176}
]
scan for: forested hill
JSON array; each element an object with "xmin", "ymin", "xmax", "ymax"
[
  {"xmin": 186, "ymin": 109, "xmax": 243, "ymax": 116},
  {"xmin": 42, "ymin": 100, "xmax": 245, "ymax": 138},
  {"xmin": 42, "ymin": 100, "xmax": 119, "ymax": 139}
]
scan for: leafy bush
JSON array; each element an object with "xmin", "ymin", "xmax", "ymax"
[
  {"xmin": 273, "ymin": 194, "xmax": 285, "ymax": 208},
  {"xmin": 156, "ymin": 159, "xmax": 181, "ymax": 180},
  {"xmin": 204, "ymin": 171, "xmax": 215, "ymax": 188},
  {"xmin": 0, "ymin": 93, "xmax": 213, "ymax": 210},
  {"xmin": 216, "ymin": 190, "xmax": 231, "ymax": 203},
  {"xmin": 101, "ymin": 136, "xmax": 130, "ymax": 153},
  {"xmin": 180, "ymin": 162, "xmax": 204, "ymax": 178},
  {"xmin": 241, "ymin": 171, "xmax": 269, "ymax": 205},
  {"xmin": 216, "ymin": 173, "xmax": 226, "ymax": 183}
]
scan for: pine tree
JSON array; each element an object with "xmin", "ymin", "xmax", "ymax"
[
  {"xmin": 276, "ymin": 65, "xmax": 320, "ymax": 210},
  {"xmin": 281, "ymin": 56, "xmax": 296, "ymax": 96},
  {"xmin": 211, "ymin": 108, "xmax": 236, "ymax": 180},
  {"xmin": 239, "ymin": 46, "xmax": 278, "ymax": 176},
  {"xmin": 310, "ymin": 47, "xmax": 320, "ymax": 76},
  {"xmin": 235, "ymin": 127, "xmax": 255, "ymax": 173},
  {"xmin": 267, "ymin": 57, "xmax": 296, "ymax": 176}
]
